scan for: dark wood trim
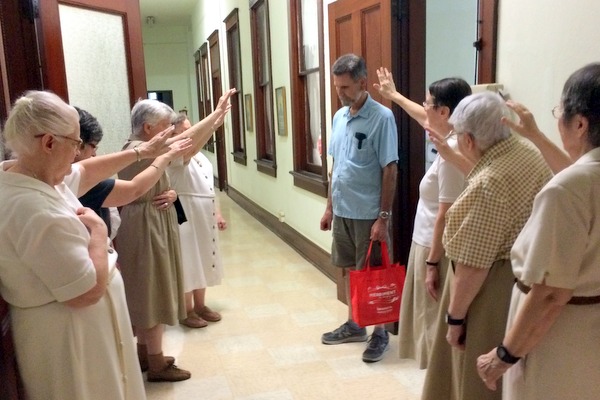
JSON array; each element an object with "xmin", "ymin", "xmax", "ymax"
[
  {"xmin": 290, "ymin": 171, "xmax": 327, "ymax": 197},
  {"xmin": 227, "ymin": 185, "xmax": 339, "ymax": 282},
  {"xmin": 288, "ymin": 0, "xmax": 328, "ymax": 197},
  {"xmin": 249, "ymin": 0, "xmax": 276, "ymax": 176},
  {"xmin": 224, "ymin": 8, "xmax": 247, "ymax": 166},
  {"xmin": 477, "ymin": 0, "xmax": 498, "ymax": 83}
]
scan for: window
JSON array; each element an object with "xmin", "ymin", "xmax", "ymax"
[
  {"xmin": 250, "ymin": 0, "xmax": 276, "ymax": 176},
  {"xmin": 224, "ymin": 9, "xmax": 246, "ymax": 165},
  {"xmin": 194, "ymin": 42, "xmax": 214, "ymax": 152},
  {"xmin": 289, "ymin": 0, "xmax": 327, "ymax": 196}
]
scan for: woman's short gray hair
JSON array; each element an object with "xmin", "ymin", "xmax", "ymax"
[
  {"xmin": 131, "ymin": 99, "xmax": 176, "ymax": 138},
  {"xmin": 449, "ymin": 91, "xmax": 510, "ymax": 151},
  {"xmin": 3, "ymin": 91, "xmax": 76, "ymax": 157}
]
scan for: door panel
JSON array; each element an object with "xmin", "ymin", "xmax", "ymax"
[{"xmin": 329, "ymin": 0, "xmax": 391, "ymax": 111}]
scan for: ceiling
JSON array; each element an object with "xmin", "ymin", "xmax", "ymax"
[{"xmin": 139, "ymin": 0, "xmax": 197, "ymax": 26}]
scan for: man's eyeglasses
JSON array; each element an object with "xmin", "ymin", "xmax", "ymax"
[{"xmin": 35, "ymin": 133, "xmax": 83, "ymax": 149}]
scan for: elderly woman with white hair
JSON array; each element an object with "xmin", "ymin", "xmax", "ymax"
[
  {"xmin": 117, "ymin": 90, "xmax": 233, "ymax": 382},
  {"xmin": 421, "ymin": 92, "xmax": 552, "ymax": 400},
  {"xmin": 0, "ymin": 91, "xmax": 148, "ymax": 399}
]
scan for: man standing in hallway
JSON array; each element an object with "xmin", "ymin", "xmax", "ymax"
[{"xmin": 320, "ymin": 53, "xmax": 398, "ymax": 363}]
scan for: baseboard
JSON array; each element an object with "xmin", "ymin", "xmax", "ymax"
[{"xmin": 227, "ymin": 186, "xmax": 340, "ymax": 283}]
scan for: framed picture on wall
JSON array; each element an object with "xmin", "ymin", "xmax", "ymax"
[
  {"xmin": 275, "ymin": 86, "xmax": 287, "ymax": 136},
  {"xmin": 244, "ymin": 94, "xmax": 253, "ymax": 132}
]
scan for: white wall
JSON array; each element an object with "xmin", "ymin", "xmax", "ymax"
[
  {"xmin": 142, "ymin": 24, "xmax": 198, "ymax": 123},
  {"xmin": 190, "ymin": 1, "xmax": 333, "ymax": 251},
  {"xmin": 496, "ymin": 0, "xmax": 600, "ymax": 145}
]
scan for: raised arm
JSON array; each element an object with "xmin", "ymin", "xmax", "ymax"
[
  {"xmin": 75, "ymin": 125, "xmax": 174, "ymax": 195},
  {"xmin": 373, "ymin": 67, "xmax": 427, "ymax": 127},
  {"xmin": 101, "ymin": 138, "xmax": 192, "ymax": 207},
  {"xmin": 168, "ymin": 88, "xmax": 236, "ymax": 156},
  {"xmin": 503, "ymin": 101, "xmax": 572, "ymax": 174}
]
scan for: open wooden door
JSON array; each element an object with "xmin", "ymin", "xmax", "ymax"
[
  {"xmin": 36, "ymin": 0, "xmax": 145, "ymax": 155},
  {"xmin": 328, "ymin": 0, "xmax": 393, "ymax": 110},
  {"xmin": 36, "ymin": 0, "xmax": 145, "ymax": 104},
  {"xmin": 328, "ymin": 0, "xmax": 425, "ymax": 267}
]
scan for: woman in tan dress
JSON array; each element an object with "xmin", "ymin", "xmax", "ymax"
[
  {"xmin": 117, "ymin": 90, "xmax": 234, "ymax": 382},
  {"xmin": 420, "ymin": 92, "xmax": 552, "ymax": 400},
  {"xmin": 477, "ymin": 63, "xmax": 600, "ymax": 400}
]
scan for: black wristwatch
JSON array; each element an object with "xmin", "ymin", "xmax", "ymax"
[
  {"xmin": 496, "ymin": 344, "xmax": 521, "ymax": 364},
  {"xmin": 445, "ymin": 313, "xmax": 465, "ymax": 326}
]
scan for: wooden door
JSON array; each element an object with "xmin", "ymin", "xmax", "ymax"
[
  {"xmin": 208, "ymin": 30, "xmax": 228, "ymax": 191},
  {"xmin": 328, "ymin": 0, "xmax": 392, "ymax": 111},
  {"xmin": 36, "ymin": 0, "xmax": 145, "ymax": 106},
  {"xmin": 328, "ymin": 0, "xmax": 425, "ymax": 266}
]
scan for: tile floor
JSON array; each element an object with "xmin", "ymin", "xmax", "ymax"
[{"xmin": 145, "ymin": 193, "xmax": 425, "ymax": 400}]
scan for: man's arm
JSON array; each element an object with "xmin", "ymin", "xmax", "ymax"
[
  {"xmin": 370, "ymin": 162, "xmax": 397, "ymax": 242},
  {"xmin": 320, "ymin": 160, "xmax": 334, "ymax": 231}
]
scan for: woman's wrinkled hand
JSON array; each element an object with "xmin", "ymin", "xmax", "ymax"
[
  {"xmin": 477, "ymin": 348, "xmax": 512, "ymax": 391},
  {"xmin": 446, "ymin": 323, "xmax": 466, "ymax": 351},
  {"xmin": 217, "ymin": 214, "xmax": 227, "ymax": 231},
  {"xmin": 212, "ymin": 89, "xmax": 236, "ymax": 130},
  {"xmin": 152, "ymin": 189, "xmax": 177, "ymax": 211},
  {"xmin": 137, "ymin": 125, "xmax": 175, "ymax": 159},
  {"xmin": 502, "ymin": 100, "xmax": 543, "ymax": 141},
  {"xmin": 425, "ymin": 265, "xmax": 440, "ymax": 301},
  {"xmin": 373, "ymin": 67, "xmax": 397, "ymax": 100},
  {"xmin": 77, "ymin": 207, "xmax": 107, "ymax": 235}
]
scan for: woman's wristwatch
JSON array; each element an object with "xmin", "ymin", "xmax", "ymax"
[
  {"xmin": 445, "ymin": 313, "xmax": 465, "ymax": 326},
  {"xmin": 496, "ymin": 344, "xmax": 521, "ymax": 364}
]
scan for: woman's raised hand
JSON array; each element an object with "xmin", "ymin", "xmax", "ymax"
[
  {"xmin": 373, "ymin": 67, "xmax": 397, "ymax": 100},
  {"xmin": 138, "ymin": 125, "xmax": 175, "ymax": 159}
]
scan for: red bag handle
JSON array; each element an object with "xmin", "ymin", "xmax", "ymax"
[{"xmin": 364, "ymin": 240, "xmax": 392, "ymax": 270}]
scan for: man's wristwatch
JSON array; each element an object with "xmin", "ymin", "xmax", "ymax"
[
  {"xmin": 496, "ymin": 344, "xmax": 521, "ymax": 364},
  {"xmin": 445, "ymin": 313, "xmax": 465, "ymax": 326},
  {"xmin": 378, "ymin": 210, "xmax": 391, "ymax": 219}
]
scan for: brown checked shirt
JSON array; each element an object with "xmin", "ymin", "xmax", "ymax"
[{"xmin": 443, "ymin": 135, "xmax": 552, "ymax": 269}]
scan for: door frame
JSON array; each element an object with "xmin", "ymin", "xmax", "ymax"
[{"xmin": 36, "ymin": 0, "xmax": 146, "ymax": 105}]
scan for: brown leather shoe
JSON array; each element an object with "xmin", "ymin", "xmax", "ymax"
[
  {"xmin": 147, "ymin": 364, "xmax": 191, "ymax": 382},
  {"xmin": 180, "ymin": 311, "xmax": 208, "ymax": 328},
  {"xmin": 196, "ymin": 306, "xmax": 222, "ymax": 322},
  {"xmin": 140, "ymin": 355, "xmax": 175, "ymax": 373}
]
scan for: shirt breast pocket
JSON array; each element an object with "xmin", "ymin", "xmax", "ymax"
[{"xmin": 349, "ymin": 132, "xmax": 372, "ymax": 165}]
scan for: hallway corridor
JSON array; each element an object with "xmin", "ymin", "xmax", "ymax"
[{"xmin": 145, "ymin": 193, "xmax": 425, "ymax": 399}]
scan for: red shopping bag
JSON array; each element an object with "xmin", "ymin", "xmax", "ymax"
[{"xmin": 350, "ymin": 241, "xmax": 406, "ymax": 327}]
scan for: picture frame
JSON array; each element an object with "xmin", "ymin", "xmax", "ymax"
[
  {"xmin": 275, "ymin": 86, "xmax": 287, "ymax": 136},
  {"xmin": 244, "ymin": 93, "xmax": 253, "ymax": 132}
]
